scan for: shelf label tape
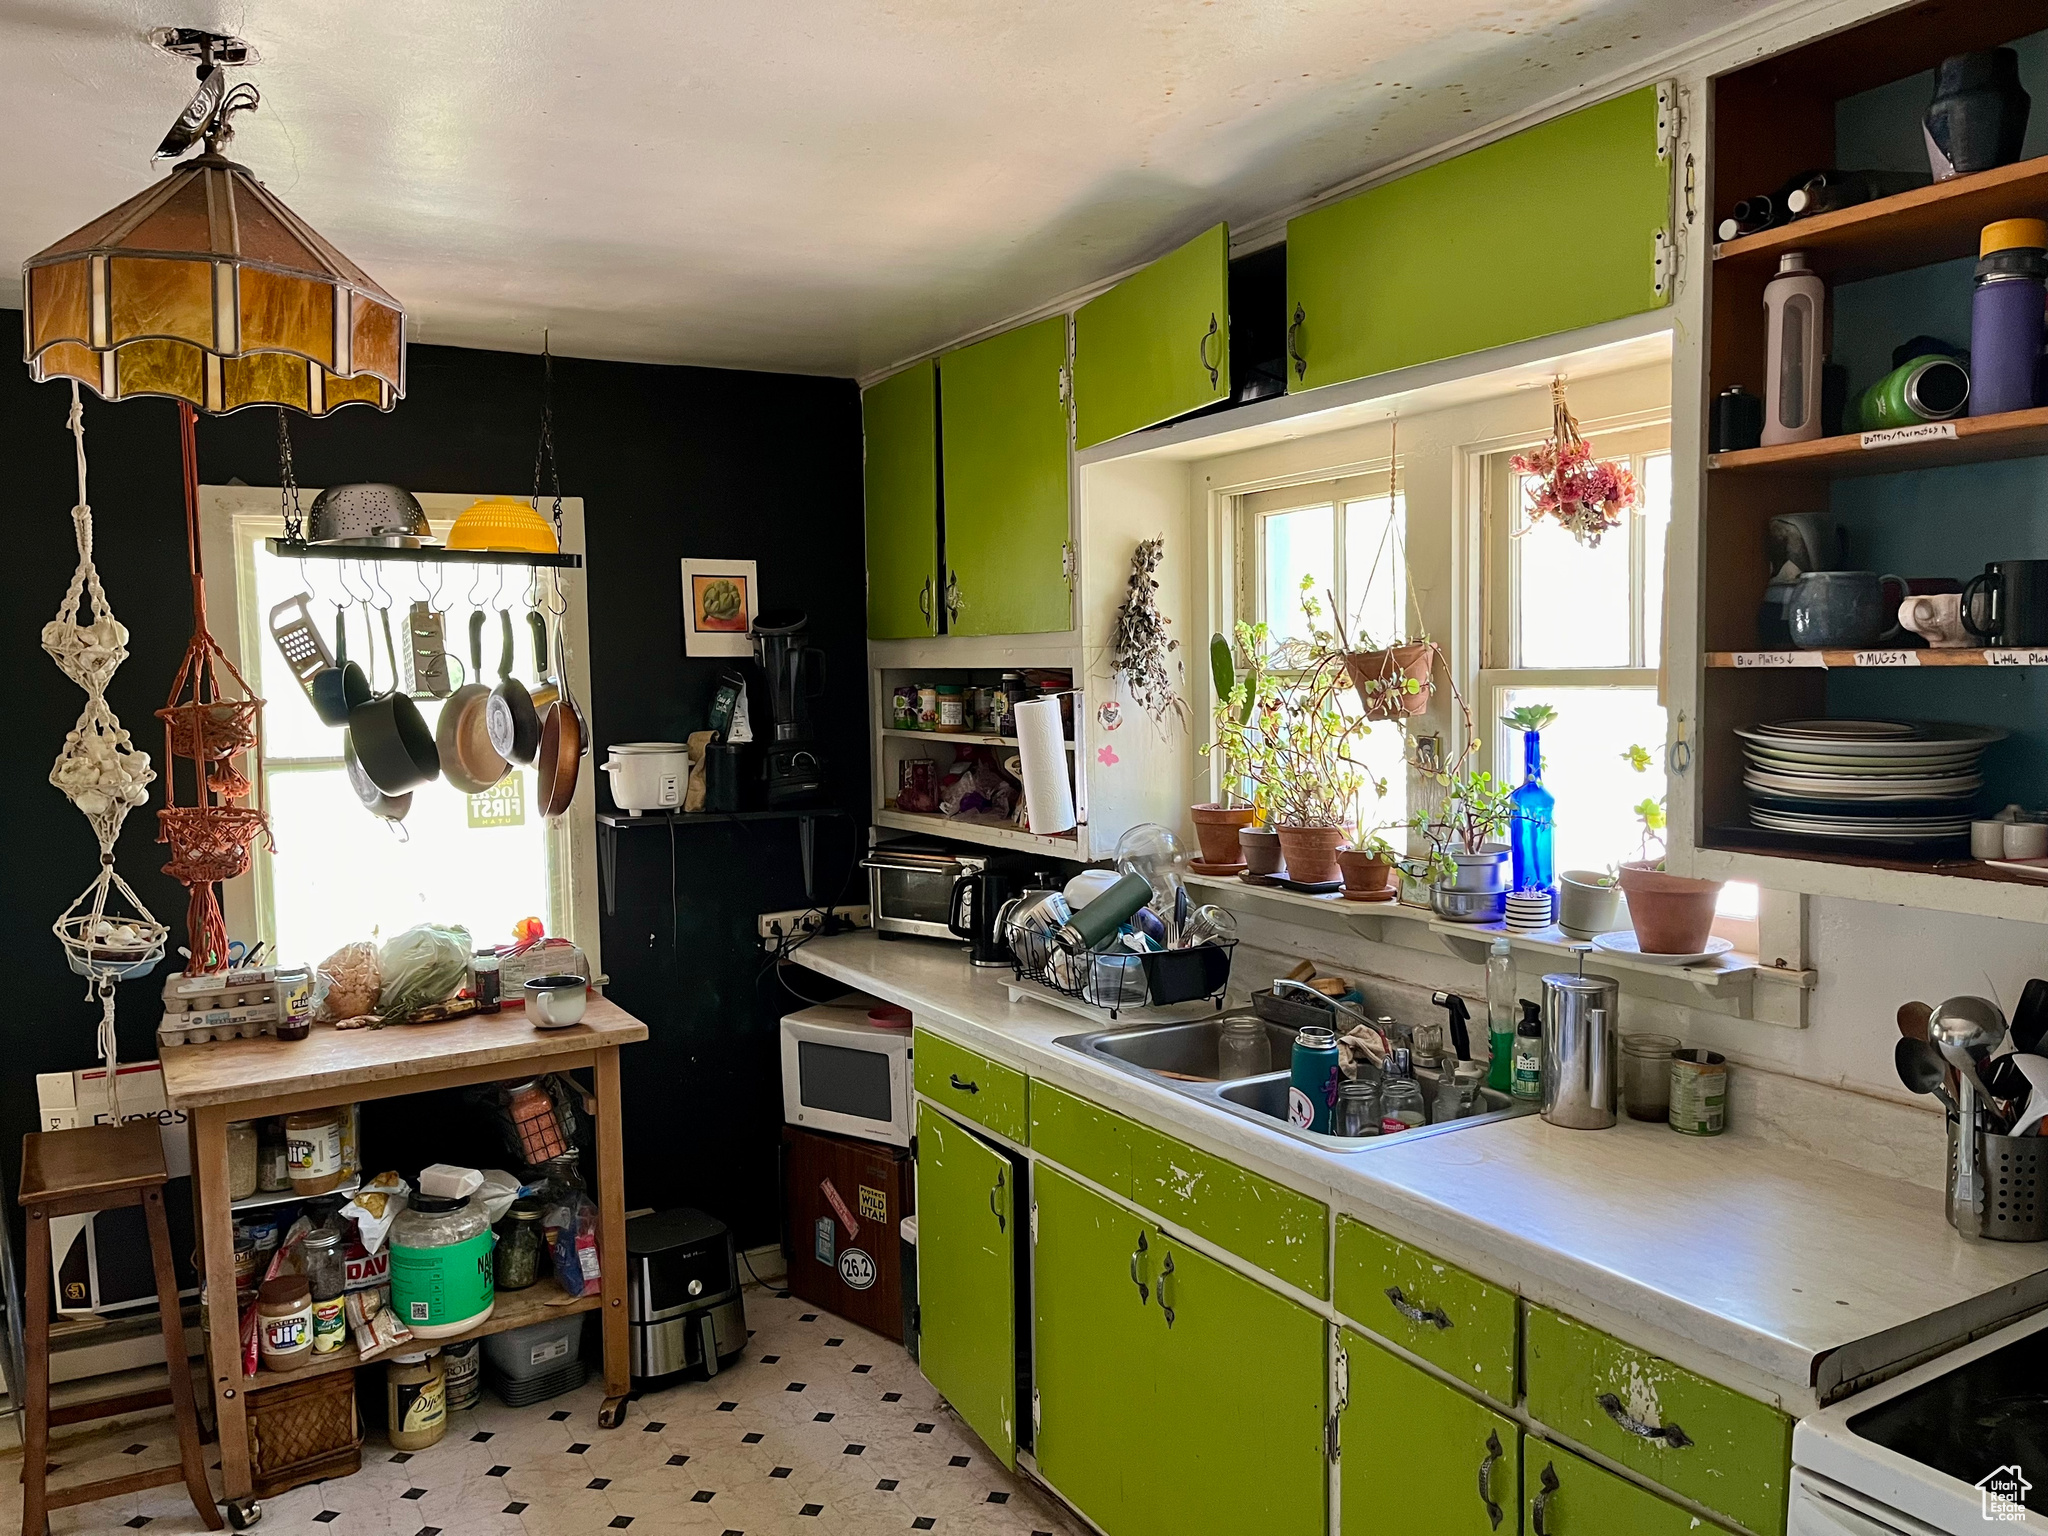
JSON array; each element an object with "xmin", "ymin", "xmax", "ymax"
[
  {"xmin": 1851, "ymin": 650, "xmax": 1920, "ymax": 667},
  {"xmin": 1732, "ymin": 651, "xmax": 1825, "ymax": 668},
  {"xmin": 1860, "ymin": 422, "xmax": 1957, "ymax": 449},
  {"xmin": 1985, "ymin": 650, "xmax": 2048, "ymax": 666}
]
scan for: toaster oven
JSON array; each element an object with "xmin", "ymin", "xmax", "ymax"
[{"xmin": 863, "ymin": 845, "xmax": 986, "ymax": 940}]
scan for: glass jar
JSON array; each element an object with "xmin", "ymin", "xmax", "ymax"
[
  {"xmin": 493, "ymin": 1200, "xmax": 545, "ymax": 1291},
  {"xmin": 935, "ymin": 684, "xmax": 967, "ymax": 733},
  {"xmin": 1621, "ymin": 1033, "xmax": 1683, "ymax": 1122},
  {"xmin": 1216, "ymin": 1017, "xmax": 1270, "ymax": 1078},
  {"xmin": 284, "ymin": 1106, "xmax": 349, "ymax": 1195},
  {"xmin": 1333, "ymin": 1078, "xmax": 1382, "ymax": 1138},
  {"xmin": 226, "ymin": 1121, "xmax": 259, "ymax": 1201},
  {"xmin": 505, "ymin": 1081, "xmax": 567, "ymax": 1166},
  {"xmin": 996, "ymin": 673, "xmax": 1022, "ymax": 736},
  {"xmin": 257, "ymin": 1121, "xmax": 290, "ymax": 1192},
  {"xmin": 389, "ymin": 1194, "xmax": 495, "ymax": 1339},
  {"xmin": 303, "ymin": 1229, "xmax": 348, "ymax": 1355},
  {"xmin": 1378, "ymin": 1048, "xmax": 1427, "ymax": 1132},
  {"xmin": 257, "ymin": 1275, "xmax": 312, "ymax": 1372},
  {"xmin": 385, "ymin": 1351, "xmax": 447, "ymax": 1451},
  {"xmin": 473, "ymin": 950, "xmax": 502, "ymax": 1015},
  {"xmin": 916, "ymin": 685, "xmax": 938, "ymax": 730}
]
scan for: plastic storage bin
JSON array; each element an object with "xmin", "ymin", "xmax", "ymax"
[{"xmin": 482, "ymin": 1315, "xmax": 588, "ymax": 1407}]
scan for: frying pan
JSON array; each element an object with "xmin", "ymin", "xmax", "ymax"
[
  {"xmin": 309, "ymin": 602, "xmax": 370, "ymax": 727},
  {"xmin": 437, "ymin": 611, "xmax": 507, "ymax": 794},
  {"xmin": 537, "ymin": 621, "xmax": 586, "ymax": 818},
  {"xmin": 344, "ymin": 730, "xmax": 412, "ymax": 822},
  {"xmin": 349, "ymin": 606, "xmax": 441, "ymax": 793},
  {"xmin": 528, "ymin": 609, "xmax": 559, "ymax": 711},
  {"xmin": 487, "ymin": 609, "xmax": 540, "ymax": 764}
]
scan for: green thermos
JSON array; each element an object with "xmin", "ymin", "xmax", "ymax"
[
  {"xmin": 1051, "ymin": 872, "xmax": 1155, "ymax": 954},
  {"xmin": 1852, "ymin": 354, "xmax": 1971, "ymax": 431}
]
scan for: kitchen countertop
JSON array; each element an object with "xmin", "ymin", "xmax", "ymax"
[{"xmin": 792, "ymin": 931, "xmax": 2048, "ymax": 1413}]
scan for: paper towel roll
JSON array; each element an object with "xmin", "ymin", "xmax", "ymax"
[{"xmin": 1013, "ymin": 696, "xmax": 1077, "ymax": 835}]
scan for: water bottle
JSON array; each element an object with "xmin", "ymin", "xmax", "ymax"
[
  {"xmin": 1972, "ymin": 219, "xmax": 2048, "ymax": 418},
  {"xmin": 1485, "ymin": 938, "xmax": 1516, "ymax": 1094},
  {"xmin": 1288, "ymin": 1026, "xmax": 1341, "ymax": 1134}
]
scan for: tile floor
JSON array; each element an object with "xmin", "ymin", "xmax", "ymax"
[{"xmin": 3, "ymin": 1285, "xmax": 1087, "ymax": 1535}]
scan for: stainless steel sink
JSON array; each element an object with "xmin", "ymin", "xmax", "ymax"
[{"xmin": 1058, "ymin": 1011, "xmax": 1536, "ymax": 1152}]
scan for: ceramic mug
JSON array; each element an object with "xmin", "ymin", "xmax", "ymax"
[
  {"xmin": 2005, "ymin": 822, "xmax": 2048, "ymax": 860},
  {"xmin": 1900, "ymin": 593, "xmax": 1973, "ymax": 648},
  {"xmin": 1786, "ymin": 570, "xmax": 1907, "ymax": 649},
  {"xmin": 1765, "ymin": 514, "xmax": 1846, "ymax": 583},
  {"xmin": 1973, "ymin": 819, "xmax": 2011, "ymax": 859}
]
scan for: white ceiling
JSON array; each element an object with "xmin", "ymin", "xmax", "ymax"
[{"xmin": 3, "ymin": 1, "xmax": 1763, "ymax": 379}]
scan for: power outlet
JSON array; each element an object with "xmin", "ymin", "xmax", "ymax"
[{"xmin": 757, "ymin": 905, "xmax": 872, "ymax": 944}]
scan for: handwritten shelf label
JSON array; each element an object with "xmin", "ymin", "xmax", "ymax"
[
  {"xmin": 1860, "ymin": 421, "xmax": 1958, "ymax": 450},
  {"xmin": 1733, "ymin": 651, "xmax": 1825, "ymax": 668},
  {"xmin": 1852, "ymin": 650, "xmax": 1920, "ymax": 667},
  {"xmin": 1985, "ymin": 649, "xmax": 2048, "ymax": 667}
]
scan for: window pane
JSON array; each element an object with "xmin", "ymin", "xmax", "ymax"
[
  {"xmin": 1640, "ymin": 453, "xmax": 1671, "ymax": 669},
  {"xmin": 1514, "ymin": 475, "xmax": 1630, "ymax": 668},
  {"xmin": 1716, "ymin": 880, "xmax": 1758, "ymax": 920},
  {"xmin": 1342, "ymin": 493, "xmax": 1407, "ymax": 650},
  {"xmin": 1262, "ymin": 504, "xmax": 1334, "ymax": 648},
  {"xmin": 1497, "ymin": 687, "xmax": 1666, "ymax": 876}
]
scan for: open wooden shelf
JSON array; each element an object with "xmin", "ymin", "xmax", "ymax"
[
  {"xmin": 1713, "ymin": 154, "xmax": 2048, "ymax": 285},
  {"xmin": 1706, "ymin": 648, "xmax": 2047, "ymax": 668},
  {"xmin": 881, "ymin": 727, "xmax": 1075, "ymax": 751},
  {"xmin": 1708, "ymin": 406, "xmax": 2048, "ymax": 477},
  {"xmin": 875, "ymin": 805, "xmax": 1078, "ymax": 855},
  {"xmin": 1700, "ymin": 828, "xmax": 2032, "ymax": 883}
]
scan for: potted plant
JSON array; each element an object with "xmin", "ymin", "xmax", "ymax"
[
  {"xmin": 1298, "ymin": 578, "xmax": 1436, "ymax": 722},
  {"xmin": 1411, "ymin": 768, "xmax": 1515, "ymax": 921},
  {"xmin": 1336, "ymin": 827, "xmax": 1399, "ymax": 901},
  {"xmin": 1557, "ymin": 869, "xmax": 1625, "ymax": 940},
  {"xmin": 1615, "ymin": 743, "xmax": 1723, "ymax": 953},
  {"xmin": 1191, "ymin": 631, "xmax": 1260, "ymax": 869}
]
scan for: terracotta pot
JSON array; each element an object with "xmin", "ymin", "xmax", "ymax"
[
  {"xmin": 1341, "ymin": 643, "xmax": 1434, "ymax": 721},
  {"xmin": 1617, "ymin": 861, "xmax": 1723, "ymax": 954},
  {"xmin": 1335, "ymin": 847, "xmax": 1396, "ymax": 894},
  {"xmin": 1190, "ymin": 803, "xmax": 1256, "ymax": 865},
  {"xmin": 1239, "ymin": 825, "xmax": 1283, "ymax": 877},
  {"xmin": 1275, "ymin": 825, "xmax": 1345, "ymax": 885}
]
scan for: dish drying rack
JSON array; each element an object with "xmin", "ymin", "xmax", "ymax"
[
  {"xmin": 157, "ymin": 965, "xmax": 310, "ymax": 1047},
  {"xmin": 1007, "ymin": 920, "xmax": 1235, "ymax": 1020}
]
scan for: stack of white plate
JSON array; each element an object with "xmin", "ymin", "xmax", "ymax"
[{"xmin": 1735, "ymin": 719, "xmax": 2003, "ymax": 843}]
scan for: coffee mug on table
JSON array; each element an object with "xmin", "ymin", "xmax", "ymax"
[
  {"xmin": 1963, "ymin": 560, "xmax": 2048, "ymax": 646},
  {"xmin": 1786, "ymin": 570, "xmax": 1907, "ymax": 648},
  {"xmin": 1900, "ymin": 593, "xmax": 1973, "ymax": 647}
]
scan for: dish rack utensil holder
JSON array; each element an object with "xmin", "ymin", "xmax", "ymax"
[
  {"xmin": 1948, "ymin": 1116, "xmax": 2048, "ymax": 1242},
  {"xmin": 1006, "ymin": 915, "xmax": 1235, "ymax": 1019}
]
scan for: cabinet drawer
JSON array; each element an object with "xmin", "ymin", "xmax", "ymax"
[
  {"xmin": 1128, "ymin": 1123, "xmax": 1327, "ymax": 1298},
  {"xmin": 1524, "ymin": 1306, "xmax": 1790, "ymax": 1536},
  {"xmin": 1524, "ymin": 1439, "xmax": 1729, "ymax": 1535},
  {"xmin": 1028, "ymin": 1081, "xmax": 1134, "ymax": 1198},
  {"xmin": 914, "ymin": 1031, "xmax": 1028, "ymax": 1144},
  {"xmin": 1336, "ymin": 1218, "xmax": 1516, "ymax": 1401}
]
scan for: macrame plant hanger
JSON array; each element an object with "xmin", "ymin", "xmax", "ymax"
[
  {"xmin": 45, "ymin": 383, "xmax": 165, "ymax": 1116},
  {"xmin": 156, "ymin": 403, "xmax": 272, "ymax": 977}
]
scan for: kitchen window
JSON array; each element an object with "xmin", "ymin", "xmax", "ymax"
[{"xmin": 200, "ymin": 488, "xmax": 599, "ymax": 970}]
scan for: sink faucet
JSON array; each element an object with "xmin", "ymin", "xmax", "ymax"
[{"xmin": 1273, "ymin": 977, "xmax": 1370, "ymax": 1029}]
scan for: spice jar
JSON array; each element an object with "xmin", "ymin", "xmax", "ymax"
[
  {"xmin": 385, "ymin": 1351, "xmax": 447, "ymax": 1451},
  {"xmin": 284, "ymin": 1107, "xmax": 350, "ymax": 1196},
  {"xmin": 505, "ymin": 1081, "xmax": 567, "ymax": 1166},
  {"xmin": 257, "ymin": 1121, "xmax": 290, "ymax": 1192},
  {"xmin": 493, "ymin": 1199, "xmax": 545, "ymax": 1291},
  {"xmin": 389, "ymin": 1194, "xmax": 495, "ymax": 1339},
  {"xmin": 304, "ymin": 1229, "xmax": 348, "ymax": 1355},
  {"xmin": 226, "ymin": 1121, "xmax": 259, "ymax": 1202},
  {"xmin": 257, "ymin": 1276, "xmax": 313, "ymax": 1372},
  {"xmin": 473, "ymin": 950, "xmax": 502, "ymax": 1015}
]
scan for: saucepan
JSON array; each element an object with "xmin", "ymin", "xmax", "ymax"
[
  {"xmin": 345, "ymin": 731, "xmax": 412, "ymax": 823},
  {"xmin": 348, "ymin": 605, "xmax": 440, "ymax": 794},
  {"xmin": 309, "ymin": 602, "xmax": 370, "ymax": 727}
]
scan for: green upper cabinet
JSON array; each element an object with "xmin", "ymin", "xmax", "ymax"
[
  {"xmin": 861, "ymin": 361, "xmax": 939, "ymax": 639},
  {"xmin": 1073, "ymin": 223, "xmax": 1231, "ymax": 450},
  {"xmin": 1285, "ymin": 84, "xmax": 1672, "ymax": 392},
  {"xmin": 915, "ymin": 1104, "xmax": 1018, "ymax": 1468},
  {"xmin": 1341, "ymin": 1329, "xmax": 1521, "ymax": 1536},
  {"xmin": 939, "ymin": 316, "xmax": 1072, "ymax": 636}
]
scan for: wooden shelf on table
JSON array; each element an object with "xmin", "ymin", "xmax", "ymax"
[
  {"xmin": 1708, "ymin": 406, "xmax": 2048, "ymax": 478},
  {"xmin": 881, "ymin": 727, "xmax": 1075, "ymax": 751},
  {"xmin": 241, "ymin": 1279, "xmax": 598, "ymax": 1394},
  {"xmin": 1712, "ymin": 155, "xmax": 2048, "ymax": 284},
  {"xmin": 1705, "ymin": 648, "xmax": 2048, "ymax": 668}
]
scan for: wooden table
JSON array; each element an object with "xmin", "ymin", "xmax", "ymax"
[{"xmin": 160, "ymin": 996, "xmax": 649, "ymax": 1522}]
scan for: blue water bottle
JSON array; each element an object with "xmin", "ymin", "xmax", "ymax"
[
  {"xmin": 1971, "ymin": 219, "xmax": 2048, "ymax": 418},
  {"xmin": 1289, "ymin": 1026, "xmax": 1341, "ymax": 1133}
]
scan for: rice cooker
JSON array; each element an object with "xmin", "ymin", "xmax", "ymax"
[{"xmin": 601, "ymin": 742, "xmax": 691, "ymax": 813}]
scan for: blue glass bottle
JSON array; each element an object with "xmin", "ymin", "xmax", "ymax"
[{"xmin": 1509, "ymin": 730, "xmax": 1555, "ymax": 904}]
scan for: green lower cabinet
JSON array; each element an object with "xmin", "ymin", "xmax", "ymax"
[
  {"xmin": 915, "ymin": 1105, "xmax": 1017, "ymax": 1468},
  {"xmin": 1128, "ymin": 1122, "xmax": 1328, "ymax": 1298},
  {"xmin": 1524, "ymin": 1440, "xmax": 1728, "ymax": 1535},
  {"xmin": 1340, "ymin": 1329, "xmax": 1520, "ymax": 1535},
  {"xmin": 1335, "ymin": 1217, "xmax": 1516, "ymax": 1401}
]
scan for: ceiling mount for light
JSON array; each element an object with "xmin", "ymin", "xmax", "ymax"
[{"xmin": 20, "ymin": 26, "xmax": 405, "ymax": 416}]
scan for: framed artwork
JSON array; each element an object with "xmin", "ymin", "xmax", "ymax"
[{"xmin": 681, "ymin": 558, "xmax": 758, "ymax": 657}]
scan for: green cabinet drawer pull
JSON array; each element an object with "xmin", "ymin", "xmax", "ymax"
[
  {"xmin": 1596, "ymin": 1391, "xmax": 1692, "ymax": 1448},
  {"xmin": 1286, "ymin": 303, "xmax": 1307, "ymax": 380},
  {"xmin": 1478, "ymin": 1429, "xmax": 1505, "ymax": 1531},
  {"xmin": 1198, "ymin": 313, "xmax": 1221, "ymax": 388},
  {"xmin": 989, "ymin": 1169, "xmax": 1006, "ymax": 1233},
  {"xmin": 918, "ymin": 577, "xmax": 933, "ymax": 625},
  {"xmin": 1531, "ymin": 1462, "xmax": 1558, "ymax": 1536},
  {"xmin": 949, "ymin": 1073, "xmax": 979, "ymax": 1094},
  {"xmin": 1385, "ymin": 1285, "xmax": 1452, "ymax": 1331},
  {"xmin": 1128, "ymin": 1230, "xmax": 1150, "ymax": 1304},
  {"xmin": 1158, "ymin": 1252, "xmax": 1177, "ymax": 1328}
]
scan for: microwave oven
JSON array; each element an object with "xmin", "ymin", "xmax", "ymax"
[
  {"xmin": 864, "ymin": 845, "xmax": 987, "ymax": 940},
  {"xmin": 780, "ymin": 999, "xmax": 913, "ymax": 1147}
]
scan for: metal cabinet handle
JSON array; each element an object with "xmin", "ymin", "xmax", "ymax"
[
  {"xmin": 917, "ymin": 577, "xmax": 933, "ymax": 626},
  {"xmin": 1198, "ymin": 313, "xmax": 1220, "ymax": 388},
  {"xmin": 1532, "ymin": 1462, "xmax": 1558, "ymax": 1536},
  {"xmin": 949, "ymin": 1074, "xmax": 979, "ymax": 1094},
  {"xmin": 989, "ymin": 1169, "xmax": 1005, "ymax": 1233},
  {"xmin": 1596, "ymin": 1392, "xmax": 1693, "ymax": 1448},
  {"xmin": 1128, "ymin": 1230, "xmax": 1149, "ymax": 1304},
  {"xmin": 1287, "ymin": 302, "xmax": 1307, "ymax": 381},
  {"xmin": 1478, "ymin": 1430, "xmax": 1505, "ymax": 1531},
  {"xmin": 1385, "ymin": 1285, "xmax": 1452, "ymax": 1330},
  {"xmin": 1158, "ymin": 1252, "xmax": 1176, "ymax": 1327},
  {"xmin": 944, "ymin": 570, "xmax": 961, "ymax": 620}
]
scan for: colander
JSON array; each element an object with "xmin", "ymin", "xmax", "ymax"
[
  {"xmin": 307, "ymin": 483, "xmax": 430, "ymax": 545},
  {"xmin": 447, "ymin": 497, "xmax": 559, "ymax": 554}
]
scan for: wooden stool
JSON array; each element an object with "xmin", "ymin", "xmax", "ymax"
[{"xmin": 17, "ymin": 1123, "xmax": 220, "ymax": 1534}]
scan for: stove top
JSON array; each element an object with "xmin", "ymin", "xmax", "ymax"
[{"xmin": 1847, "ymin": 1328, "xmax": 2048, "ymax": 1515}]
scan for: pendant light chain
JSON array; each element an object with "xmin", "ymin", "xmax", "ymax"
[
  {"xmin": 276, "ymin": 408, "xmax": 304, "ymax": 543},
  {"xmin": 532, "ymin": 331, "xmax": 564, "ymax": 545}
]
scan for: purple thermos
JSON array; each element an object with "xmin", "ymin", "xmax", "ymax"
[{"xmin": 1971, "ymin": 218, "xmax": 2048, "ymax": 418}]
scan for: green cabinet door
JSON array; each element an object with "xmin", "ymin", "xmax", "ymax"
[
  {"xmin": 939, "ymin": 316, "xmax": 1072, "ymax": 636},
  {"xmin": 1073, "ymin": 223, "xmax": 1230, "ymax": 449},
  {"xmin": 1154, "ymin": 1234, "xmax": 1327, "ymax": 1536},
  {"xmin": 1525, "ymin": 1440, "xmax": 1727, "ymax": 1535},
  {"xmin": 1340, "ymin": 1329, "xmax": 1520, "ymax": 1535},
  {"xmin": 1033, "ymin": 1165, "xmax": 1163, "ymax": 1536},
  {"xmin": 916, "ymin": 1104, "xmax": 1017, "ymax": 1467},
  {"xmin": 1285, "ymin": 85, "xmax": 1671, "ymax": 392},
  {"xmin": 862, "ymin": 361, "xmax": 939, "ymax": 639}
]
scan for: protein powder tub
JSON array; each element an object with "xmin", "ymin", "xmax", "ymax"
[
  {"xmin": 388, "ymin": 1193, "xmax": 495, "ymax": 1339},
  {"xmin": 440, "ymin": 1338, "xmax": 482, "ymax": 1412},
  {"xmin": 385, "ymin": 1351, "xmax": 447, "ymax": 1450}
]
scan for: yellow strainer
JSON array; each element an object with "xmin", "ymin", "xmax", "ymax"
[{"xmin": 447, "ymin": 497, "xmax": 559, "ymax": 554}]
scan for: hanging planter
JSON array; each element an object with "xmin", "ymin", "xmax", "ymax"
[
  {"xmin": 1511, "ymin": 379, "xmax": 1642, "ymax": 548},
  {"xmin": 1341, "ymin": 642, "xmax": 1436, "ymax": 721}
]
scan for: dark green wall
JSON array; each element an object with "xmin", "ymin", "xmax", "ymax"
[{"xmin": 0, "ymin": 321, "xmax": 868, "ymax": 1254}]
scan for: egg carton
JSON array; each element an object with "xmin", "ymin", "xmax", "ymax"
[
  {"xmin": 158, "ymin": 966, "xmax": 311, "ymax": 1047},
  {"xmin": 158, "ymin": 1004, "xmax": 279, "ymax": 1048}
]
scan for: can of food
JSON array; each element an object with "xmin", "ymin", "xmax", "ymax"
[
  {"xmin": 916, "ymin": 685, "xmax": 938, "ymax": 731},
  {"xmin": 1668, "ymin": 1049, "xmax": 1727, "ymax": 1136}
]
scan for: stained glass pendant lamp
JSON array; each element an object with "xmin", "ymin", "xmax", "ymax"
[{"xmin": 20, "ymin": 28, "xmax": 405, "ymax": 416}]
